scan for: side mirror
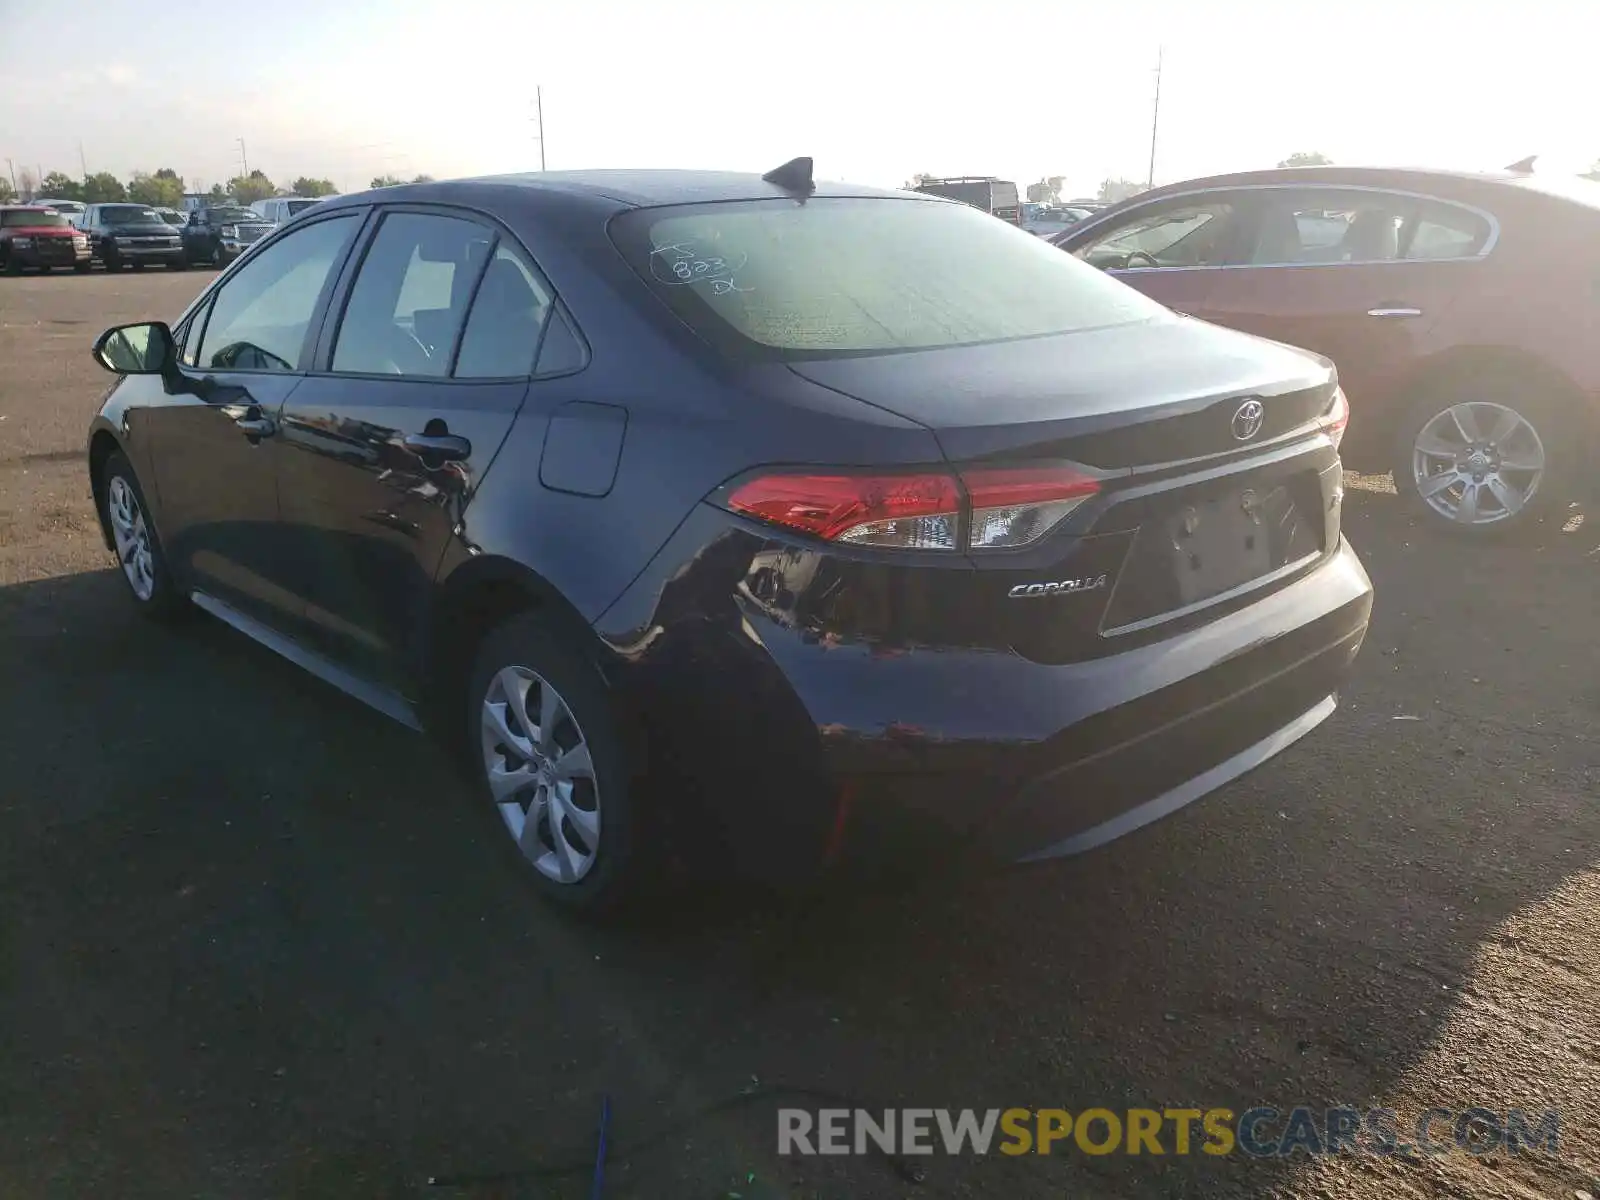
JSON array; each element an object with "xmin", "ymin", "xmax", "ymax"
[{"xmin": 92, "ymin": 321, "xmax": 177, "ymax": 376}]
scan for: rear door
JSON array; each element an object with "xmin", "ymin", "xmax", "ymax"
[
  {"xmin": 274, "ymin": 205, "xmax": 574, "ymax": 690},
  {"xmin": 1195, "ymin": 185, "xmax": 1494, "ymax": 408},
  {"xmin": 1056, "ymin": 192, "xmax": 1251, "ymax": 320}
]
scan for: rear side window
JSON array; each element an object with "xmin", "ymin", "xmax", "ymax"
[
  {"xmin": 611, "ymin": 197, "xmax": 1163, "ymax": 360},
  {"xmin": 453, "ymin": 245, "xmax": 555, "ymax": 378},
  {"xmin": 331, "ymin": 212, "xmax": 493, "ymax": 377},
  {"xmin": 1404, "ymin": 201, "xmax": 1491, "ymax": 260}
]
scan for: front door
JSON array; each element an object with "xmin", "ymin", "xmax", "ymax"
[
  {"xmin": 276, "ymin": 208, "xmax": 564, "ymax": 691},
  {"xmin": 144, "ymin": 211, "xmax": 365, "ymax": 628}
]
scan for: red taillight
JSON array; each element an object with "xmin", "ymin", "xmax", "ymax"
[
  {"xmin": 1321, "ymin": 386, "xmax": 1349, "ymax": 450},
  {"xmin": 725, "ymin": 464, "xmax": 1100, "ymax": 551},
  {"xmin": 727, "ymin": 472, "xmax": 962, "ymax": 550},
  {"xmin": 961, "ymin": 464, "xmax": 1101, "ymax": 549}
]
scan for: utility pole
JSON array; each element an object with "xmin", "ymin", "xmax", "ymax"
[
  {"xmin": 237, "ymin": 138, "xmax": 249, "ymax": 177},
  {"xmin": 1146, "ymin": 45, "xmax": 1163, "ymax": 190},
  {"xmin": 5, "ymin": 159, "xmax": 15, "ymax": 192},
  {"xmin": 79, "ymin": 142, "xmax": 88, "ymax": 177},
  {"xmin": 534, "ymin": 87, "xmax": 546, "ymax": 171}
]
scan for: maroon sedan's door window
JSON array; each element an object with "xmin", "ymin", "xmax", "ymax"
[{"xmin": 1065, "ymin": 197, "xmax": 1242, "ymax": 317}]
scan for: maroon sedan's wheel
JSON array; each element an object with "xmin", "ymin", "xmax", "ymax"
[{"xmin": 1392, "ymin": 372, "xmax": 1576, "ymax": 537}]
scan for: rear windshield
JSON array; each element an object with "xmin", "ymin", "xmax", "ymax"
[
  {"xmin": 211, "ymin": 208, "xmax": 259, "ymax": 223},
  {"xmin": 99, "ymin": 205, "xmax": 163, "ymax": 225},
  {"xmin": 285, "ymin": 199, "xmax": 321, "ymax": 215},
  {"xmin": 611, "ymin": 196, "xmax": 1164, "ymax": 360},
  {"xmin": 2, "ymin": 209, "xmax": 69, "ymax": 228}
]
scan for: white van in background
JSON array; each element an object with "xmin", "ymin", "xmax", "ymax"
[{"xmin": 250, "ymin": 196, "xmax": 327, "ymax": 226}]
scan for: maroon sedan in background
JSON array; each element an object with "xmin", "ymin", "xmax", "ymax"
[
  {"xmin": 1055, "ymin": 165, "xmax": 1600, "ymax": 535},
  {"xmin": 0, "ymin": 205, "xmax": 92, "ymax": 275}
]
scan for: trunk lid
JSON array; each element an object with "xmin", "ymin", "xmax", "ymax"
[
  {"xmin": 785, "ymin": 313, "xmax": 1336, "ymax": 468},
  {"xmin": 787, "ymin": 313, "xmax": 1344, "ymax": 664}
]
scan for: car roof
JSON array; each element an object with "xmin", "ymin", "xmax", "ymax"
[
  {"xmin": 1126, "ymin": 164, "xmax": 1585, "ymax": 202},
  {"xmin": 312, "ymin": 168, "xmax": 917, "ymax": 218}
]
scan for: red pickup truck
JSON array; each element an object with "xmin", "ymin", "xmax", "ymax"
[{"xmin": 1, "ymin": 205, "xmax": 93, "ymax": 274}]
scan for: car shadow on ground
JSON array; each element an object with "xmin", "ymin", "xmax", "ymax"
[{"xmin": 0, "ymin": 491, "xmax": 1596, "ymax": 1199}]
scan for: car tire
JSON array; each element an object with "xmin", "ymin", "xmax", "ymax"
[
  {"xmin": 131, "ymin": 261, "xmax": 146, "ymax": 272},
  {"xmin": 100, "ymin": 452, "xmax": 188, "ymax": 621},
  {"xmin": 1391, "ymin": 369, "xmax": 1577, "ymax": 537},
  {"xmin": 167, "ymin": 259, "xmax": 187, "ymax": 271},
  {"xmin": 466, "ymin": 613, "xmax": 646, "ymax": 916},
  {"xmin": 102, "ymin": 248, "xmax": 121, "ymax": 271},
  {"xmin": 2, "ymin": 254, "xmax": 20, "ymax": 276},
  {"xmin": 74, "ymin": 261, "xmax": 92, "ymax": 273}
]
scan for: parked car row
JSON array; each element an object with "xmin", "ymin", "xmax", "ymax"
[
  {"xmin": 1051, "ymin": 163, "xmax": 1600, "ymax": 536},
  {"xmin": 3, "ymin": 194, "xmax": 326, "ymax": 274}
]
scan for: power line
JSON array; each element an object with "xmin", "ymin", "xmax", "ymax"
[
  {"xmin": 533, "ymin": 86, "xmax": 546, "ymax": 171},
  {"xmin": 1147, "ymin": 45, "xmax": 1163, "ymax": 190}
]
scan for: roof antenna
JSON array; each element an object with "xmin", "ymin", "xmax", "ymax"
[
  {"xmin": 1504, "ymin": 154, "xmax": 1537, "ymax": 173},
  {"xmin": 762, "ymin": 156, "xmax": 816, "ymax": 194}
]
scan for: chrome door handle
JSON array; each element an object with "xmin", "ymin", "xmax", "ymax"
[
  {"xmin": 234, "ymin": 416, "xmax": 273, "ymax": 436},
  {"xmin": 402, "ymin": 432, "xmax": 471, "ymax": 461},
  {"xmin": 1367, "ymin": 306, "xmax": 1422, "ymax": 318}
]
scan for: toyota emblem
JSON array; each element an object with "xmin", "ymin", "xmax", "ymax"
[{"xmin": 1231, "ymin": 399, "xmax": 1265, "ymax": 441}]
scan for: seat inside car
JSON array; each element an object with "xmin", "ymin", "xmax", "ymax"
[
  {"xmin": 1339, "ymin": 208, "xmax": 1399, "ymax": 262},
  {"xmin": 1253, "ymin": 205, "xmax": 1304, "ymax": 264}
]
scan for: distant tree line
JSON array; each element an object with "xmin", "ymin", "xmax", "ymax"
[{"xmin": 0, "ymin": 167, "xmax": 436, "ymax": 207}]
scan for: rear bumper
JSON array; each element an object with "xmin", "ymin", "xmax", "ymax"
[
  {"xmin": 823, "ymin": 538, "xmax": 1371, "ymax": 866},
  {"xmin": 616, "ymin": 530, "xmax": 1371, "ymax": 882}
]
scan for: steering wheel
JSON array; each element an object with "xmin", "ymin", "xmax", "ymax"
[{"xmin": 1123, "ymin": 251, "xmax": 1160, "ymax": 269}]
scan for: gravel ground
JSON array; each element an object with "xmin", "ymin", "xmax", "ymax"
[{"xmin": 1, "ymin": 271, "xmax": 1596, "ymax": 1200}]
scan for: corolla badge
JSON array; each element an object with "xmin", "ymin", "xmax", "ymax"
[
  {"xmin": 1231, "ymin": 398, "xmax": 1265, "ymax": 441},
  {"xmin": 1008, "ymin": 574, "xmax": 1109, "ymax": 599}
]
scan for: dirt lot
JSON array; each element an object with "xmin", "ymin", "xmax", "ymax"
[{"xmin": 1, "ymin": 271, "xmax": 1597, "ymax": 1200}]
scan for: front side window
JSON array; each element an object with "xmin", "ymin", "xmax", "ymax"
[
  {"xmin": 454, "ymin": 245, "xmax": 555, "ymax": 378},
  {"xmin": 196, "ymin": 214, "xmax": 359, "ymax": 373},
  {"xmin": 331, "ymin": 211, "xmax": 494, "ymax": 377},
  {"xmin": 611, "ymin": 197, "xmax": 1165, "ymax": 360},
  {"xmin": 1073, "ymin": 199, "xmax": 1238, "ymax": 270},
  {"xmin": 1244, "ymin": 189, "xmax": 1408, "ymax": 265}
]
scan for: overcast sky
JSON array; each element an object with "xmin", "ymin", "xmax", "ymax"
[{"xmin": 2, "ymin": 0, "xmax": 1595, "ymax": 196}]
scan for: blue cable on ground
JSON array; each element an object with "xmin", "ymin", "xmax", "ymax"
[{"xmin": 590, "ymin": 1094, "xmax": 611, "ymax": 1200}]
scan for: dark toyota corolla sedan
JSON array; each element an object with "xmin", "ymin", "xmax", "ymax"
[{"xmin": 84, "ymin": 161, "xmax": 1372, "ymax": 912}]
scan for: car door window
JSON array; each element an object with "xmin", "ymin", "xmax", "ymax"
[
  {"xmin": 196, "ymin": 214, "xmax": 359, "ymax": 372},
  {"xmin": 331, "ymin": 211, "xmax": 493, "ymax": 378},
  {"xmin": 1074, "ymin": 199, "xmax": 1238, "ymax": 270},
  {"xmin": 178, "ymin": 302, "xmax": 209, "ymax": 366},
  {"xmin": 453, "ymin": 244, "xmax": 556, "ymax": 378},
  {"xmin": 1243, "ymin": 189, "xmax": 1409, "ymax": 265},
  {"xmin": 1402, "ymin": 200, "xmax": 1491, "ymax": 260}
]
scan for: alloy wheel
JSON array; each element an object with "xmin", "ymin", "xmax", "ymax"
[
  {"xmin": 480, "ymin": 666, "xmax": 601, "ymax": 884},
  {"xmin": 1411, "ymin": 401, "xmax": 1545, "ymax": 526},
  {"xmin": 106, "ymin": 476, "xmax": 156, "ymax": 601}
]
